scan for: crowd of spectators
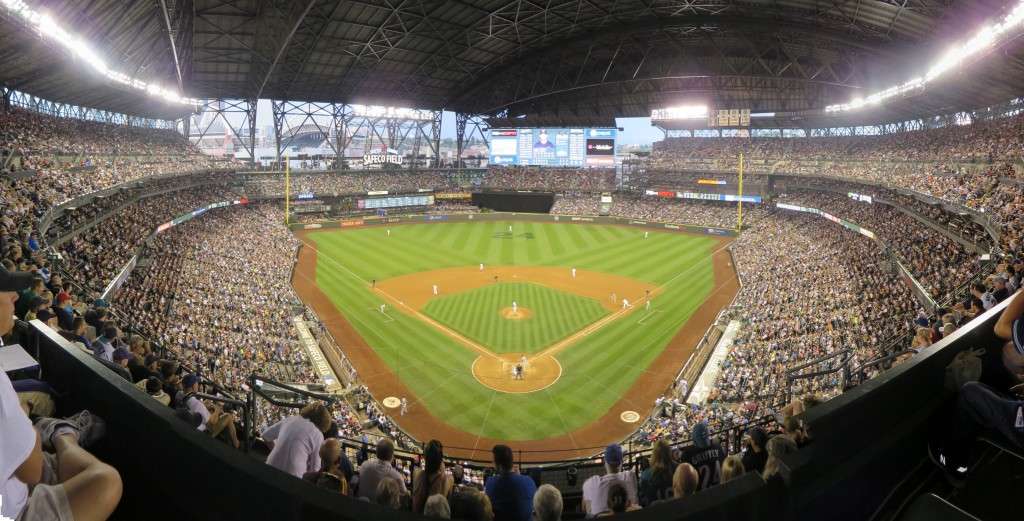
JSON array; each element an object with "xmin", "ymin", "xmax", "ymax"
[
  {"xmin": 6, "ymin": 103, "xmax": 1024, "ymax": 519},
  {"xmin": 551, "ymin": 195, "xmax": 768, "ymax": 229}
]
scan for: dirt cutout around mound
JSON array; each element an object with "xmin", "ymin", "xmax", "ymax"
[
  {"xmin": 292, "ymin": 228, "xmax": 738, "ymax": 461},
  {"xmin": 500, "ymin": 307, "xmax": 532, "ymax": 320}
]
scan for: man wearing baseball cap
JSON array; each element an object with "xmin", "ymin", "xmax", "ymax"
[
  {"xmin": 581, "ymin": 443, "xmax": 638, "ymax": 517},
  {"xmin": 1, "ymin": 266, "xmax": 123, "ymax": 520}
]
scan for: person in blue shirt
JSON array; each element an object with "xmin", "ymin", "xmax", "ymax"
[{"xmin": 484, "ymin": 444, "xmax": 537, "ymax": 521}]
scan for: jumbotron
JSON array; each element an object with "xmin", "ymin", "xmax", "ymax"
[{"xmin": 1, "ymin": 1, "xmax": 1023, "ymax": 521}]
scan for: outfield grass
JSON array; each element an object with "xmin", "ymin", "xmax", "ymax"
[
  {"xmin": 423, "ymin": 282, "xmax": 608, "ymax": 355},
  {"xmin": 308, "ymin": 221, "xmax": 717, "ymax": 441}
]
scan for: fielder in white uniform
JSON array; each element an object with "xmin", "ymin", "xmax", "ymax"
[
  {"xmin": 644, "ymin": 231, "xmax": 649, "ymax": 239},
  {"xmin": 480, "ymin": 263, "xmax": 484, "ymax": 271},
  {"xmin": 622, "ymin": 298, "xmax": 631, "ymax": 309},
  {"xmin": 387, "ymin": 229, "xmax": 391, "ymax": 237},
  {"xmin": 571, "ymin": 267, "xmax": 577, "ymax": 279},
  {"xmin": 432, "ymin": 284, "xmax": 438, "ymax": 296}
]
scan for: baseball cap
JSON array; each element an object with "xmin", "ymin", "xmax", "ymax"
[
  {"xmin": 1013, "ymin": 318, "xmax": 1024, "ymax": 356},
  {"xmin": 113, "ymin": 348, "xmax": 132, "ymax": 362},
  {"xmin": 604, "ymin": 443, "xmax": 623, "ymax": 465},
  {"xmin": 182, "ymin": 373, "xmax": 200, "ymax": 389},
  {"xmin": 0, "ymin": 266, "xmax": 33, "ymax": 292}
]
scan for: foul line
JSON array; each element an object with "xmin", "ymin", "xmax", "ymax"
[
  {"xmin": 636, "ymin": 309, "xmax": 664, "ymax": 325},
  {"xmin": 296, "ymin": 233, "xmax": 736, "ymax": 388}
]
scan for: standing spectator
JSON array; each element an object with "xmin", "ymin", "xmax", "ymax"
[
  {"xmin": 413, "ymin": 439, "xmax": 453, "ymax": 513},
  {"xmin": 639, "ymin": 439, "xmax": 675, "ymax": 506},
  {"xmin": 484, "ymin": 444, "xmax": 537, "ymax": 521},
  {"xmin": 763, "ymin": 436, "xmax": 799, "ymax": 483},
  {"xmin": 356, "ymin": 438, "xmax": 408, "ymax": 501},
  {"xmin": 262, "ymin": 403, "xmax": 332, "ymax": 478},
  {"xmin": 533, "ymin": 484, "xmax": 563, "ymax": 521},
  {"xmin": 582, "ymin": 444, "xmax": 638, "ymax": 517},
  {"xmin": 679, "ymin": 422, "xmax": 726, "ymax": 491}
]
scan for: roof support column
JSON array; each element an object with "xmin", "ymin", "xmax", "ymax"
[{"xmin": 430, "ymin": 111, "xmax": 442, "ymax": 168}]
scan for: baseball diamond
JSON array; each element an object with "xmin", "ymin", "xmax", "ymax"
[{"xmin": 291, "ymin": 219, "xmax": 738, "ymax": 459}]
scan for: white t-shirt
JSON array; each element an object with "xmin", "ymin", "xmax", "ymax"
[
  {"xmin": 1, "ymin": 370, "xmax": 35, "ymax": 519},
  {"xmin": 186, "ymin": 396, "xmax": 210, "ymax": 432},
  {"xmin": 262, "ymin": 416, "xmax": 324, "ymax": 478},
  {"xmin": 582, "ymin": 469, "xmax": 639, "ymax": 517}
]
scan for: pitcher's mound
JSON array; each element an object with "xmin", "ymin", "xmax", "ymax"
[
  {"xmin": 500, "ymin": 307, "xmax": 532, "ymax": 320},
  {"xmin": 471, "ymin": 353, "xmax": 561, "ymax": 393}
]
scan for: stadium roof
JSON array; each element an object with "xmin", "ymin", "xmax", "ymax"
[{"xmin": 2, "ymin": 0, "xmax": 1023, "ymax": 123}]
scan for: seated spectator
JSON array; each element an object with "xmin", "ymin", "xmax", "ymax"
[
  {"xmin": 485, "ymin": 444, "xmax": 537, "ymax": 521},
  {"xmin": 175, "ymin": 374, "xmax": 210, "ymax": 431},
  {"xmin": 450, "ymin": 488, "xmax": 493, "ymax": 521},
  {"xmin": 598, "ymin": 481, "xmax": 638, "ymax": 516},
  {"xmin": 672, "ymin": 463, "xmax": 699, "ymax": 500},
  {"xmin": 763, "ymin": 436, "xmax": 799, "ymax": 483},
  {"xmin": 639, "ymin": 439, "xmax": 675, "ymax": 506},
  {"xmin": 92, "ymin": 325, "xmax": 119, "ymax": 361},
  {"xmin": 136, "ymin": 376, "xmax": 171, "ymax": 406},
  {"xmin": 424, "ymin": 493, "xmax": 451, "ymax": 518},
  {"xmin": 376, "ymin": 477, "xmax": 404, "ymax": 510},
  {"xmin": 303, "ymin": 439, "xmax": 349, "ymax": 495},
  {"xmin": 582, "ymin": 443, "xmax": 638, "ymax": 517},
  {"xmin": 262, "ymin": 403, "xmax": 332, "ymax": 478},
  {"xmin": 679, "ymin": 422, "xmax": 725, "ymax": 491},
  {"xmin": 413, "ymin": 439, "xmax": 453, "ymax": 513},
  {"xmin": 741, "ymin": 427, "xmax": 769, "ymax": 475},
  {"xmin": 532, "ymin": 484, "xmax": 563, "ymax": 521},
  {"xmin": 1, "ymin": 271, "xmax": 123, "ymax": 521},
  {"xmin": 356, "ymin": 438, "xmax": 408, "ymax": 501},
  {"xmin": 721, "ymin": 455, "xmax": 745, "ymax": 483}
]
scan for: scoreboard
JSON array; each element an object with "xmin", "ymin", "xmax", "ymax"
[{"xmin": 489, "ymin": 127, "xmax": 617, "ymax": 168}]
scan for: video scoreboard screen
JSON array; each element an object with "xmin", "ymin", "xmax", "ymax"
[
  {"xmin": 357, "ymin": 195, "xmax": 434, "ymax": 209},
  {"xmin": 489, "ymin": 127, "xmax": 617, "ymax": 168}
]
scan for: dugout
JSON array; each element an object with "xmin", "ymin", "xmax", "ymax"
[
  {"xmin": 18, "ymin": 293, "xmax": 1020, "ymax": 520},
  {"xmin": 472, "ymin": 190, "xmax": 555, "ymax": 213}
]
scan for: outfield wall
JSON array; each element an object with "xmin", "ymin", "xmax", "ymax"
[{"xmin": 290, "ymin": 211, "xmax": 737, "ymax": 237}]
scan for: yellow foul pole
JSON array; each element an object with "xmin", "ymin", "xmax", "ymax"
[
  {"xmin": 736, "ymin": 152, "xmax": 744, "ymax": 232},
  {"xmin": 284, "ymin": 154, "xmax": 291, "ymax": 226}
]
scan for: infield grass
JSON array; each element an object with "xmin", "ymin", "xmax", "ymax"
[
  {"xmin": 423, "ymin": 282, "xmax": 608, "ymax": 355},
  {"xmin": 306, "ymin": 220, "xmax": 718, "ymax": 441}
]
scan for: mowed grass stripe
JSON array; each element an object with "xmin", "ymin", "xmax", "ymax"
[{"xmin": 309, "ymin": 222, "xmax": 719, "ymax": 440}]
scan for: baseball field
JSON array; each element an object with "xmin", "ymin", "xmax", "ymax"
[{"xmin": 291, "ymin": 219, "xmax": 737, "ymax": 459}]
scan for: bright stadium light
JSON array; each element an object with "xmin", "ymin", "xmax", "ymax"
[
  {"xmin": 0, "ymin": 0, "xmax": 200, "ymax": 108},
  {"xmin": 826, "ymin": 2, "xmax": 1024, "ymax": 113},
  {"xmin": 650, "ymin": 105, "xmax": 709, "ymax": 121}
]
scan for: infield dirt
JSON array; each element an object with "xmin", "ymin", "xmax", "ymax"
[{"xmin": 292, "ymin": 228, "xmax": 738, "ymax": 461}]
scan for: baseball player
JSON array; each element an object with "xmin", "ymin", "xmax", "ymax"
[
  {"xmin": 371, "ymin": 279, "xmax": 376, "ymax": 289},
  {"xmin": 645, "ymin": 299, "xmax": 651, "ymax": 311},
  {"xmin": 387, "ymin": 229, "xmax": 391, "ymax": 237},
  {"xmin": 571, "ymin": 267, "xmax": 577, "ymax": 279},
  {"xmin": 432, "ymin": 284, "xmax": 439, "ymax": 296},
  {"xmin": 512, "ymin": 301, "xmax": 518, "ymax": 314},
  {"xmin": 400, "ymin": 397, "xmax": 408, "ymax": 416},
  {"xmin": 379, "ymin": 304, "xmax": 386, "ymax": 314},
  {"xmin": 622, "ymin": 298, "xmax": 631, "ymax": 309},
  {"xmin": 480, "ymin": 262, "xmax": 484, "ymax": 271},
  {"xmin": 508, "ymin": 225, "xmax": 513, "ymax": 233},
  {"xmin": 644, "ymin": 231, "xmax": 649, "ymax": 239}
]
